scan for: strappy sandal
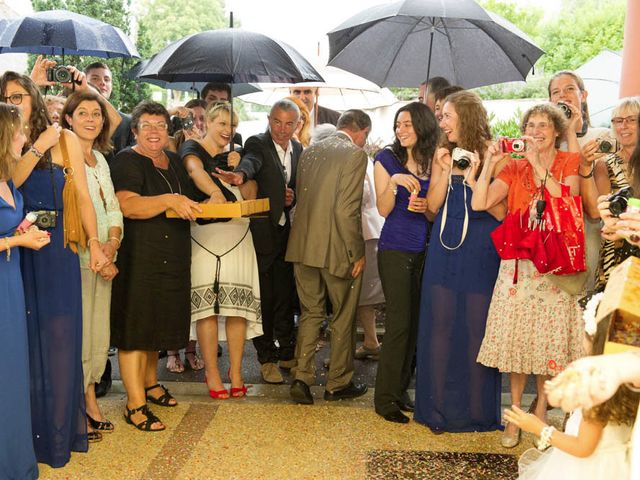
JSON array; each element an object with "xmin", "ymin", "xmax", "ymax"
[
  {"xmin": 145, "ymin": 383, "xmax": 178, "ymax": 407},
  {"xmin": 184, "ymin": 349, "xmax": 204, "ymax": 370},
  {"xmin": 87, "ymin": 430, "xmax": 103, "ymax": 443},
  {"xmin": 166, "ymin": 352, "xmax": 185, "ymax": 373},
  {"xmin": 87, "ymin": 413, "xmax": 114, "ymax": 433},
  {"xmin": 124, "ymin": 404, "xmax": 165, "ymax": 432}
]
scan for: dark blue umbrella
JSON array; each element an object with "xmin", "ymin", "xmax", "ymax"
[
  {"xmin": 138, "ymin": 29, "xmax": 323, "ymax": 84},
  {"xmin": 0, "ymin": 10, "xmax": 139, "ymax": 58},
  {"xmin": 327, "ymin": 0, "xmax": 544, "ymax": 88}
]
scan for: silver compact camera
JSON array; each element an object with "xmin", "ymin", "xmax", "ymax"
[
  {"xmin": 33, "ymin": 210, "xmax": 58, "ymax": 229},
  {"xmin": 451, "ymin": 147, "xmax": 474, "ymax": 170}
]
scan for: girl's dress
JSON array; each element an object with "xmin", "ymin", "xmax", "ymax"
[
  {"xmin": 518, "ymin": 409, "xmax": 631, "ymax": 479},
  {"xmin": 0, "ymin": 181, "xmax": 38, "ymax": 479}
]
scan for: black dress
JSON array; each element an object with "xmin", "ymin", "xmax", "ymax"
[{"xmin": 110, "ymin": 147, "xmax": 195, "ymax": 350}]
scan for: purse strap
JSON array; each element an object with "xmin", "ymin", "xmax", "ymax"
[
  {"xmin": 59, "ymin": 132, "xmax": 73, "ymax": 175},
  {"xmin": 439, "ymin": 170, "xmax": 469, "ymax": 251}
]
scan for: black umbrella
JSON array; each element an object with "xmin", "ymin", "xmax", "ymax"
[
  {"xmin": 137, "ymin": 28, "xmax": 323, "ymax": 84},
  {"xmin": 0, "ymin": 10, "xmax": 139, "ymax": 58},
  {"xmin": 327, "ymin": 0, "xmax": 544, "ymax": 88}
]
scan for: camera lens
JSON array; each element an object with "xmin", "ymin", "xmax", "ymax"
[
  {"xmin": 455, "ymin": 157, "xmax": 470, "ymax": 170},
  {"xmin": 512, "ymin": 139, "xmax": 525, "ymax": 152},
  {"xmin": 54, "ymin": 67, "xmax": 72, "ymax": 83},
  {"xmin": 557, "ymin": 102, "xmax": 572, "ymax": 119},
  {"xmin": 599, "ymin": 140, "xmax": 612, "ymax": 153},
  {"xmin": 609, "ymin": 196, "xmax": 628, "ymax": 217}
]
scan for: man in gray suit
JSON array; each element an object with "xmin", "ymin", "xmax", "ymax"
[{"xmin": 286, "ymin": 110, "xmax": 371, "ymax": 404}]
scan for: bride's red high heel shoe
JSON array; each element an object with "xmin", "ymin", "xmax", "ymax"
[{"xmin": 204, "ymin": 376, "xmax": 229, "ymax": 399}]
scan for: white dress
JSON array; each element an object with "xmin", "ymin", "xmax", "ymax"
[
  {"xmin": 189, "ymin": 185, "xmax": 262, "ymax": 341},
  {"xmin": 518, "ymin": 409, "xmax": 632, "ymax": 480}
]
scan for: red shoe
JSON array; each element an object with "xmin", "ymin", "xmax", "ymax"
[
  {"xmin": 227, "ymin": 368, "xmax": 249, "ymax": 398},
  {"xmin": 204, "ymin": 376, "xmax": 229, "ymax": 399}
]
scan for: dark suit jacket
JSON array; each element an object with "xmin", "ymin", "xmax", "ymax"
[
  {"xmin": 317, "ymin": 105, "xmax": 341, "ymax": 126},
  {"xmin": 106, "ymin": 111, "xmax": 135, "ymax": 164},
  {"xmin": 236, "ymin": 131, "xmax": 303, "ymax": 261},
  {"xmin": 285, "ymin": 132, "xmax": 366, "ymax": 278}
]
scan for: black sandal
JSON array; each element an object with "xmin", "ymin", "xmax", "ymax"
[
  {"xmin": 87, "ymin": 430, "xmax": 103, "ymax": 443},
  {"xmin": 145, "ymin": 383, "xmax": 178, "ymax": 407},
  {"xmin": 123, "ymin": 404, "xmax": 165, "ymax": 432},
  {"xmin": 87, "ymin": 413, "xmax": 114, "ymax": 433}
]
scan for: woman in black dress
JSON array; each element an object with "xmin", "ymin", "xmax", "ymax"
[{"xmin": 110, "ymin": 101, "xmax": 201, "ymax": 431}]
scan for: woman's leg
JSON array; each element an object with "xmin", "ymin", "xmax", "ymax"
[
  {"xmin": 119, "ymin": 349, "xmax": 163, "ymax": 429},
  {"xmin": 184, "ymin": 340, "xmax": 204, "ymax": 370},
  {"xmin": 225, "ymin": 316, "xmax": 247, "ymax": 390},
  {"xmin": 357, "ymin": 305, "xmax": 380, "ymax": 350},
  {"xmin": 166, "ymin": 349, "xmax": 184, "ymax": 373},
  {"xmin": 534, "ymin": 375, "xmax": 550, "ymax": 422},
  {"xmin": 197, "ymin": 316, "xmax": 226, "ymax": 394},
  {"xmin": 505, "ymin": 372, "xmax": 528, "ymax": 436}
]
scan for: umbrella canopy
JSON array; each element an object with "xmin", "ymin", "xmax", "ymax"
[
  {"xmin": 240, "ymin": 66, "xmax": 398, "ymax": 110},
  {"xmin": 0, "ymin": 10, "xmax": 139, "ymax": 58},
  {"xmin": 575, "ymin": 49, "xmax": 622, "ymax": 127},
  {"xmin": 126, "ymin": 59, "xmax": 262, "ymax": 96},
  {"xmin": 327, "ymin": 0, "xmax": 544, "ymax": 88},
  {"xmin": 138, "ymin": 29, "xmax": 323, "ymax": 84}
]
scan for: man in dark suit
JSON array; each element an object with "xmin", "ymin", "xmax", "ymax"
[
  {"xmin": 286, "ymin": 110, "xmax": 371, "ymax": 405},
  {"xmin": 289, "ymin": 86, "xmax": 340, "ymax": 127},
  {"xmin": 214, "ymin": 99, "xmax": 302, "ymax": 384}
]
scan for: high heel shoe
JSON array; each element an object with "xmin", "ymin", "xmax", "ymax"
[
  {"xmin": 501, "ymin": 422, "xmax": 521, "ymax": 448},
  {"xmin": 204, "ymin": 376, "xmax": 229, "ymax": 399},
  {"xmin": 228, "ymin": 368, "xmax": 249, "ymax": 398}
]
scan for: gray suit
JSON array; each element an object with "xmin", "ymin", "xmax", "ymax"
[{"xmin": 285, "ymin": 131, "xmax": 367, "ymax": 391}]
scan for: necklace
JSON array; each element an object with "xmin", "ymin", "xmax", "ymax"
[{"xmin": 155, "ymin": 162, "xmax": 182, "ymax": 195}]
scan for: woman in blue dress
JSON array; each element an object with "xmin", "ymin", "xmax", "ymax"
[
  {"xmin": 1, "ymin": 63, "xmax": 109, "ymax": 467},
  {"xmin": 415, "ymin": 91, "xmax": 506, "ymax": 433},
  {"xmin": 0, "ymin": 103, "xmax": 50, "ymax": 480}
]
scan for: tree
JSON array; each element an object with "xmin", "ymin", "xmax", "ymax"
[
  {"xmin": 138, "ymin": 0, "xmax": 227, "ymax": 53},
  {"xmin": 479, "ymin": 0, "xmax": 544, "ymax": 39},
  {"xmin": 31, "ymin": 0, "xmax": 151, "ymax": 111}
]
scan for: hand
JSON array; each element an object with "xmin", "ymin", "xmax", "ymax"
[
  {"xmin": 212, "ymin": 168, "xmax": 245, "ymax": 186},
  {"xmin": 89, "ymin": 243, "xmax": 110, "ymax": 273},
  {"xmin": 16, "ymin": 228, "xmax": 51, "ymax": 250},
  {"xmin": 390, "ymin": 173, "xmax": 421, "ymax": 193},
  {"xmin": 174, "ymin": 106, "xmax": 190, "ymax": 118},
  {"xmin": 544, "ymin": 355, "xmax": 627, "ymax": 412},
  {"xmin": 617, "ymin": 210, "xmax": 640, "ymax": 245},
  {"xmin": 597, "ymin": 194, "xmax": 617, "ymax": 229},
  {"xmin": 168, "ymin": 194, "xmax": 202, "ymax": 221},
  {"xmin": 503, "ymin": 405, "xmax": 546, "ymax": 436},
  {"xmin": 434, "ymin": 147, "xmax": 452, "ymax": 172},
  {"xmin": 351, "ymin": 256, "xmax": 365, "ymax": 278},
  {"xmin": 486, "ymin": 140, "xmax": 508, "ymax": 165},
  {"xmin": 33, "ymin": 123, "xmax": 62, "ymax": 153},
  {"xmin": 563, "ymin": 102, "xmax": 583, "ymax": 132},
  {"xmin": 63, "ymin": 66, "xmax": 87, "ymax": 91},
  {"xmin": 227, "ymin": 151, "xmax": 241, "ymax": 168},
  {"xmin": 207, "ymin": 189, "xmax": 227, "ymax": 204},
  {"xmin": 464, "ymin": 150, "xmax": 482, "ymax": 182},
  {"xmin": 580, "ymin": 139, "xmax": 605, "ymax": 166},
  {"xmin": 183, "ymin": 126, "xmax": 203, "ymax": 141},
  {"xmin": 408, "ymin": 195, "xmax": 427, "ymax": 213},
  {"xmin": 284, "ymin": 187, "xmax": 295, "ymax": 207},
  {"xmin": 98, "ymin": 262, "xmax": 118, "ymax": 281},
  {"xmin": 29, "ymin": 55, "xmax": 57, "ymax": 87},
  {"xmin": 100, "ymin": 241, "xmax": 116, "ymax": 262}
]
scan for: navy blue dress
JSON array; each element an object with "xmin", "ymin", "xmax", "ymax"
[
  {"xmin": 0, "ymin": 182, "xmax": 38, "ymax": 479},
  {"xmin": 415, "ymin": 175, "xmax": 502, "ymax": 432},
  {"xmin": 21, "ymin": 165, "xmax": 87, "ymax": 467}
]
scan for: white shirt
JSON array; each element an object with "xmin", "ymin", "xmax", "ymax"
[{"xmin": 272, "ymin": 139, "xmax": 293, "ymax": 225}]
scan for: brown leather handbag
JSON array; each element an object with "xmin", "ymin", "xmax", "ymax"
[{"xmin": 59, "ymin": 133, "xmax": 87, "ymax": 253}]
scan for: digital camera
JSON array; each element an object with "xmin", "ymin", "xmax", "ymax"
[
  {"xmin": 33, "ymin": 210, "xmax": 58, "ymax": 229},
  {"xmin": 607, "ymin": 186, "xmax": 633, "ymax": 217},
  {"xmin": 46, "ymin": 66, "xmax": 73, "ymax": 84},
  {"xmin": 451, "ymin": 147, "xmax": 473, "ymax": 170},
  {"xmin": 597, "ymin": 136, "xmax": 620, "ymax": 154},
  {"xmin": 557, "ymin": 102, "xmax": 572, "ymax": 119},
  {"xmin": 170, "ymin": 112, "xmax": 194, "ymax": 135},
  {"xmin": 500, "ymin": 137, "xmax": 527, "ymax": 154}
]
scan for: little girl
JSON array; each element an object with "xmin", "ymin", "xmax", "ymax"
[{"xmin": 504, "ymin": 378, "xmax": 638, "ymax": 479}]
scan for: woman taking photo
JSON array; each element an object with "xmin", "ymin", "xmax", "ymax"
[
  {"xmin": 110, "ymin": 101, "xmax": 201, "ymax": 432},
  {"xmin": 180, "ymin": 102, "xmax": 261, "ymax": 399},
  {"xmin": 0, "ymin": 103, "xmax": 50, "ymax": 480},
  {"xmin": 373, "ymin": 102, "xmax": 438, "ymax": 424},
  {"xmin": 472, "ymin": 103, "xmax": 584, "ymax": 448},
  {"xmin": 61, "ymin": 90, "xmax": 123, "ymax": 441},
  {"xmin": 1, "ymin": 62, "xmax": 109, "ymax": 467},
  {"xmin": 415, "ymin": 91, "xmax": 504, "ymax": 434}
]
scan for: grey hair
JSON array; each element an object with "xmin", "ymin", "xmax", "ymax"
[
  {"xmin": 311, "ymin": 124, "xmax": 337, "ymax": 144},
  {"xmin": 611, "ymin": 96, "xmax": 640, "ymax": 119},
  {"xmin": 271, "ymin": 98, "xmax": 300, "ymax": 119}
]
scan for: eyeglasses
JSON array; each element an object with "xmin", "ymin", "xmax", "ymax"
[
  {"xmin": 611, "ymin": 116, "xmax": 638, "ymax": 127},
  {"xmin": 3, "ymin": 93, "xmax": 30, "ymax": 105},
  {"xmin": 138, "ymin": 121, "xmax": 168, "ymax": 131},
  {"xmin": 525, "ymin": 122, "xmax": 552, "ymax": 130}
]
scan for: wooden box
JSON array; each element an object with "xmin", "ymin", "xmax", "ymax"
[
  {"xmin": 594, "ymin": 256, "xmax": 640, "ymax": 354},
  {"xmin": 166, "ymin": 198, "xmax": 270, "ymax": 219}
]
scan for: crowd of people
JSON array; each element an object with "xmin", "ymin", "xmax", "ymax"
[{"xmin": 0, "ymin": 54, "xmax": 639, "ymax": 480}]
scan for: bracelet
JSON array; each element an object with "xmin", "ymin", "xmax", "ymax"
[
  {"xmin": 537, "ymin": 425, "xmax": 556, "ymax": 451},
  {"xmin": 29, "ymin": 146, "xmax": 44, "ymax": 158},
  {"xmin": 388, "ymin": 183, "xmax": 397, "ymax": 195},
  {"xmin": 87, "ymin": 237, "xmax": 100, "ymax": 247},
  {"xmin": 579, "ymin": 164, "xmax": 595, "ymax": 179},
  {"xmin": 3, "ymin": 237, "xmax": 10, "ymax": 262},
  {"xmin": 108, "ymin": 236, "xmax": 121, "ymax": 248}
]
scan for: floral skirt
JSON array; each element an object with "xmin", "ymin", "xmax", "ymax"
[{"xmin": 477, "ymin": 259, "xmax": 584, "ymax": 376}]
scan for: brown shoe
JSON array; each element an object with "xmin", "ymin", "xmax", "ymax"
[
  {"xmin": 354, "ymin": 344, "xmax": 381, "ymax": 360},
  {"xmin": 279, "ymin": 358, "xmax": 297, "ymax": 370},
  {"xmin": 261, "ymin": 362, "xmax": 284, "ymax": 384}
]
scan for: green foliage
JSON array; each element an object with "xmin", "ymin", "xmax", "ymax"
[
  {"xmin": 30, "ymin": 0, "xmax": 151, "ymax": 111},
  {"xmin": 489, "ymin": 109, "xmax": 523, "ymax": 139},
  {"xmin": 389, "ymin": 87, "xmax": 419, "ymax": 102},
  {"xmin": 474, "ymin": 77, "xmax": 548, "ymax": 100},
  {"xmin": 478, "ymin": 0, "xmax": 543, "ymax": 38},
  {"xmin": 138, "ymin": 0, "xmax": 227, "ymax": 53}
]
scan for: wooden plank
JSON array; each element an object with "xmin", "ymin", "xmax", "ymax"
[{"xmin": 165, "ymin": 198, "xmax": 270, "ymax": 218}]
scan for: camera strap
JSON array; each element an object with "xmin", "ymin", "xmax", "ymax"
[{"xmin": 439, "ymin": 170, "xmax": 469, "ymax": 251}]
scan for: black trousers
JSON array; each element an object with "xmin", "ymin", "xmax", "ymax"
[
  {"xmin": 374, "ymin": 248, "xmax": 424, "ymax": 415},
  {"xmin": 252, "ymin": 225, "xmax": 296, "ymax": 364}
]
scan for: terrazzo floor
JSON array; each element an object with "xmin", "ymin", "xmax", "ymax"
[{"xmin": 37, "ymin": 383, "xmax": 563, "ymax": 480}]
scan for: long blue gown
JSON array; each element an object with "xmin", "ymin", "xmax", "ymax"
[
  {"xmin": 20, "ymin": 166, "xmax": 87, "ymax": 468},
  {"xmin": 415, "ymin": 175, "xmax": 502, "ymax": 433},
  {"xmin": 0, "ymin": 181, "xmax": 39, "ymax": 479}
]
